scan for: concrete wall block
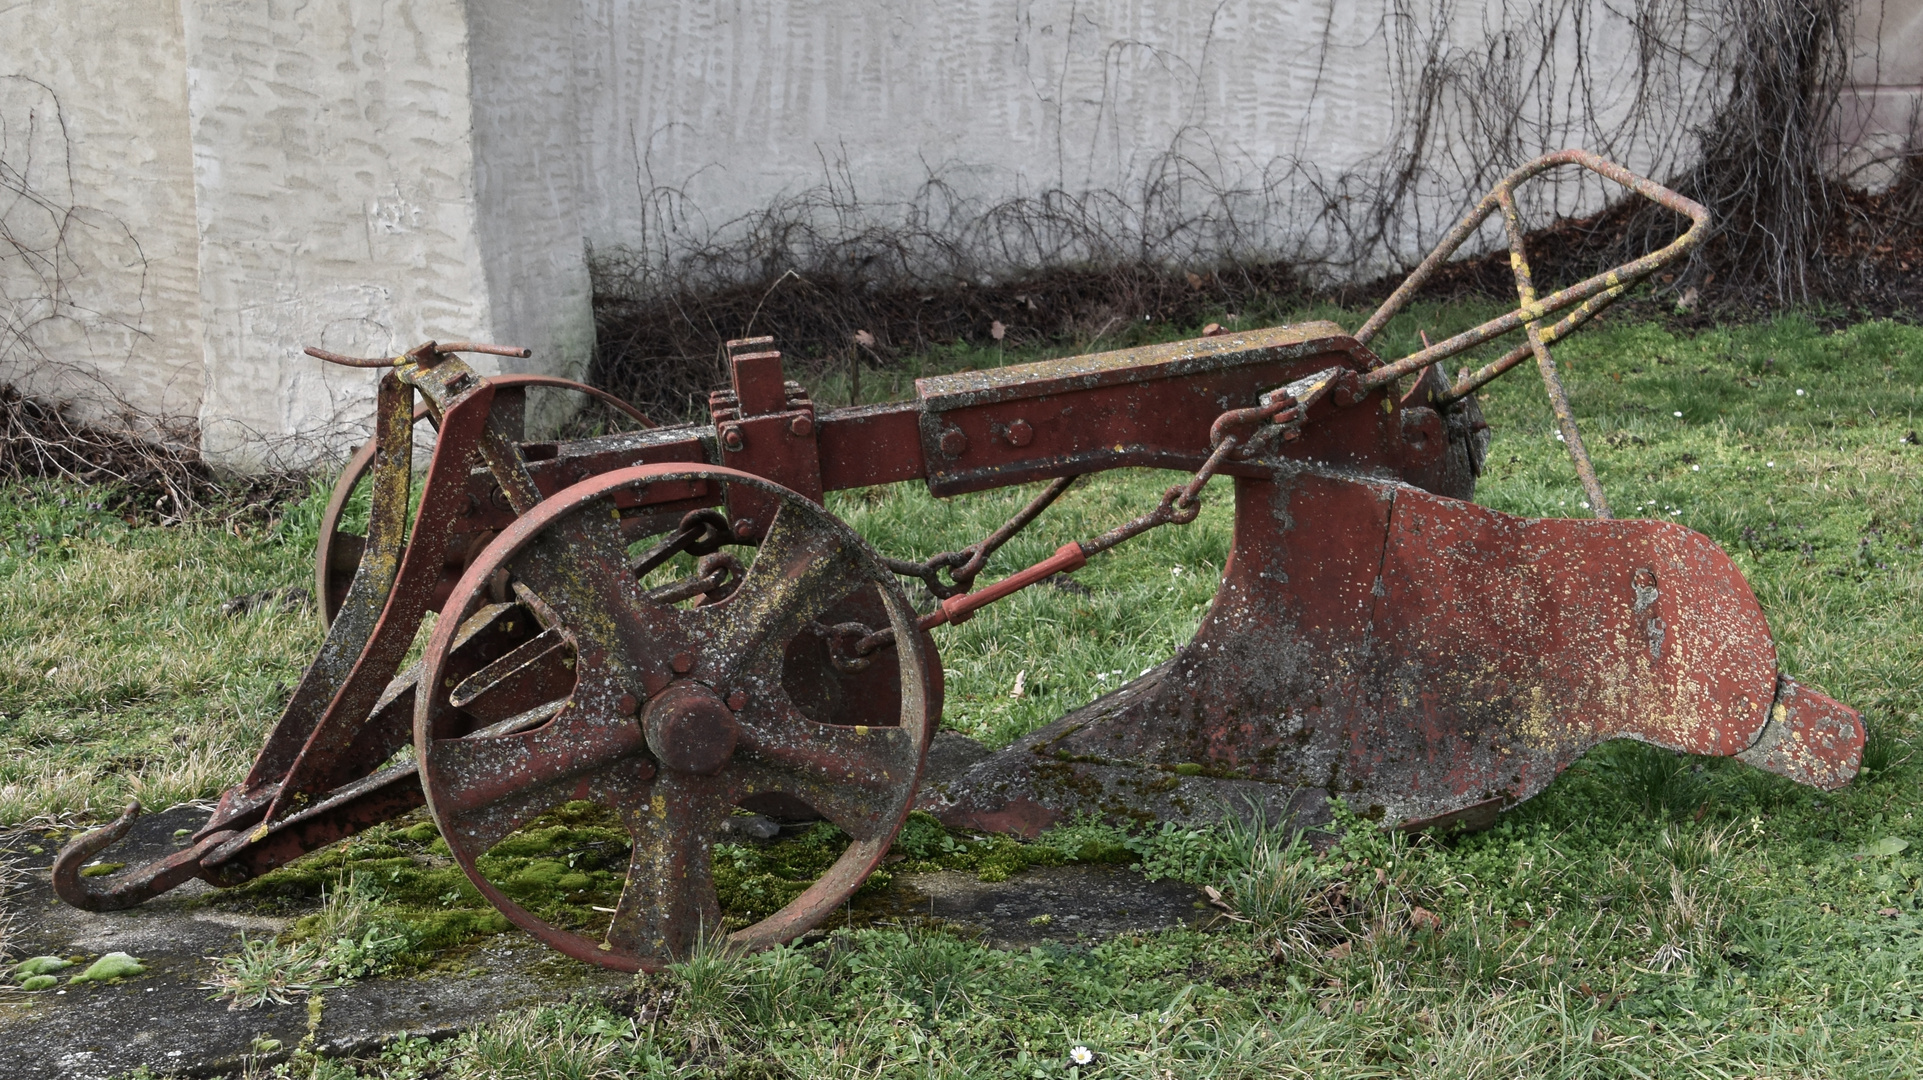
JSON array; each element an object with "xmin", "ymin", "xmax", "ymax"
[
  {"xmin": 1838, "ymin": 0, "xmax": 1923, "ymax": 190},
  {"xmin": 468, "ymin": 0, "xmax": 597, "ymax": 425},
  {"xmin": 572, "ymin": 0, "xmax": 1725, "ymax": 280},
  {"xmin": 184, "ymin": 0, "xmax": 491, "ymax": 467},
  {"xmin": 1, "ymin": 1, "xmax": 1913, "ymax": 468},
  {"xmin": 0, "ymin": 1, "xmax": 203, "ymax": 429},
  {"xmin": 184, "ymin": 0, "xmax": 596, "ymax": 468}
]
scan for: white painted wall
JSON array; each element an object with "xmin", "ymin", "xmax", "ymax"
[
  {"xmin": 0, "ymin": 1, "xmax": 203, "ymax": 431},
  {"xmin": 574, "ymin": 0, "xmax": 1725, "ymax": 278},
  {"xmin": 0, "ymin": 1, "xmax": 1916, "ymax": 467},
  {"xmin": 468, "ymin": 0, "xmax": 598, "ymax": 424},
  {"xmin": 182, "ymin": 0, "xmax": 598, "ymax": 467},
  {"xmin": 1841, "ymin": 0, "xmax": 1923, "ymax": 189}
]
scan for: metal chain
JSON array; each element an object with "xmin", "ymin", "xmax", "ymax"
[
  {"xmin": 830, "ymin": 368, "xmax": 1346, "ymax": 667},
  {"xmin": 880, "ymin": 474, "xmax": 1080, "ymax": 599}
]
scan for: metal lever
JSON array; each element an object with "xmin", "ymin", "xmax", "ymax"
[{"xmin": 303, "ymin": 340, "xmax": 532, "ymax": 368}]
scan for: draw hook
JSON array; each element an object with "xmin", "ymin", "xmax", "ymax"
[{"xmin": 52, "ymin": 800, "xmax": 237, "ymax": 912}]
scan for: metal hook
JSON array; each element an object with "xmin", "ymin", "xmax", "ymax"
[{"xmin": 52, "ymin": 800, "xmax": 236, "ymax": 912}]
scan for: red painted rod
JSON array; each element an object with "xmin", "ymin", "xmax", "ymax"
[{"xmin": 919, "ymin": 542, "xmax": 1089, "ymax": 629}]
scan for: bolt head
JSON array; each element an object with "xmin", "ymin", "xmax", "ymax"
[
  {"xmin": 618, "ymin": 693, "xmax": 639, "ymax": 716},
  {"xmin": 1005, "ymin": 419, "xmax": 1034, "ymax": 447},
  {"xmin": 671, "ymin": 652, "xmax": 694, "ymax": 674},
  {"xmin": 733, "ymin": 518, "xmax": 757, "ymax": 539},
  {"xmin": 788, "ymin": 414, "xmax": 815, "ymax": 438},
  {"xmin": 727, "ymin": 690, "xmax": 748, "ymax": 711},
  {"xmin": 939, "ymin": 428, "xmax": 969, "ymax": 457}
]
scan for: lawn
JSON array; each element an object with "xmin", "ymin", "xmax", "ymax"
[{"xmin": 5, "ymin": 301, "xmax": 1923, "ymax": 1078}]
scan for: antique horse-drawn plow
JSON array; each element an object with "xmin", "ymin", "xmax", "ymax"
[{"xmin": 55, "ymin": 151, "xmax": 1863, "ymax": 970}]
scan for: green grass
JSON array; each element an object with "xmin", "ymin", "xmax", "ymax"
[
  {"xmin": 0, "ymin": 482, "xmax": 323, "ymax": 823},
  {"xmin": 2, "ymin": 302, "xmax": 1921, "ymax": 1077}
]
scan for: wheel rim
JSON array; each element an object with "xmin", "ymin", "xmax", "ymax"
[
  {"xmin": 413, "ymin": 463, "xmax": 934, "ymax": 970},
  {"xmin": 315, "ymin": 376, "xmax": 653, "ymax": 626}
]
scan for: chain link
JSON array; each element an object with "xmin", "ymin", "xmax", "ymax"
[
  {"xmin": 827, "ymin": 368, "xmax": 1355, "ymax": 668},
  {"xmin": 879, "ymin": 473, "xmax": 1079, "ymax": 599}
]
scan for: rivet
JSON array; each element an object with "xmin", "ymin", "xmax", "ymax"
[
  {"xmin": 672, "ymin": 652, "xmax": 694, "ymax": 674},
  {"xmin": 618, "ymin": 693, "xmax": 639, "ymax": 716},
  {"xmin": 788, "ymin": 414, "xmax": 815, "ymax": 437},
  {"xmin": 727, "ymin": 690, "xmax": 748, "ymax": 711},
  {"xmin": 939, "ymin": 428, "xmax": 969, "ymax": 457},
  {"xmin": 1005, "ymin": 419, "xmax": 1033, "ymax": 447}
]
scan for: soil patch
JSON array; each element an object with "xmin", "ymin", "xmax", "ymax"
[{"xmin": 883, "ymin": 864, "xmax": 1210, "ymax": 947}]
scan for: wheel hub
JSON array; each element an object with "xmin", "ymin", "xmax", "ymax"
[{"xmin": 643, "ymin": 682, "xmax": 739, "ymax": 775}]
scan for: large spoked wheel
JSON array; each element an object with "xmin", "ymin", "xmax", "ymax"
[
  {"xmin": 316, "ymin": 376, "xmax": 651, "ymax": 625},
  {"xmin": 413, "ymin": 464, "xmax": 936, "ymax": 971}
]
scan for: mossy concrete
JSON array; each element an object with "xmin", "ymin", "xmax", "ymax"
[
  {"xmin": 0, "ymin": 805, "xmax": 628, "ymax": 1079},
  {"xmin": 1, "ymin": 784, "xmax": 1208, "ymax": 1077},
  {"xmin": 888, "ymin": 864, "xmax": 1209, "ymax": 946}
]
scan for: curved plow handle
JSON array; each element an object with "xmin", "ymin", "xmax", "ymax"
[
  {"xmin": 1352, "ymin": 149, "xmax": 1713, "ymax": 520},
  {"xmin": 52, "ymin": 801, "xmax": 235, "ymax": 912},
  {"xmin": 1355, "ymin": 148, "xmax": 1710, "ymax": 381}
]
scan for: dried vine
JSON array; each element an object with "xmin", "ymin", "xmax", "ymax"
[
  {"xmin": 592, "ymin": 0, "xmax": 1899, "ymax": 421},
  {"xmin": 0, "ymin": 76, "xmax": 231, "ymax": 510}
]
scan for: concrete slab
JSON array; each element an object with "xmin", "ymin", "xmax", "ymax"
[
  {"xmin": 891, "ymin": 864, "xmax": 1211, "ymax": 947},
  {"xmin": 1, "ymin": 803, "xmax": 1211, "ymax": 1078},
  {"xmin": 0, "ymin": 807, "xmax": 626, "ymax": 1080}
]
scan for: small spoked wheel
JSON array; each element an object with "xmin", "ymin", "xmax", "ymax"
[{"xmin": 413, "ymin": 464, "xmax": 935, "ymax": 970}]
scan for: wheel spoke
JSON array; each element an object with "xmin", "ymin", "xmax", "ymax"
[
  {"xmin": 728, "ymin": 760, "xmax": 896, "ymax": 842},
  {"xmin": 605, "ymin": 772, "xmax": 731, "ymax": 962},
  {"xmin": 506, "ymin": 519, "xmax": 692, "ymax": 690},
  {"xmin": 732, "ymin": 697, "xmax": 918, "ymax": 834},
  {"xmin": 425, "ymin": 704, "xmax": 648, "ymax": 825},
  {"xmin": 439, "ymin": 771, "xmax": 567, "ymax": 855},
  {"xmin": 707, "ymin": 504, "xmax": 875, "ymax": 675}
]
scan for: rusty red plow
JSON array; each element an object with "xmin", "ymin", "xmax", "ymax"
[{"xmin": 55, "ymin": 151, "xmax": 1863, "ymax": 970}]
